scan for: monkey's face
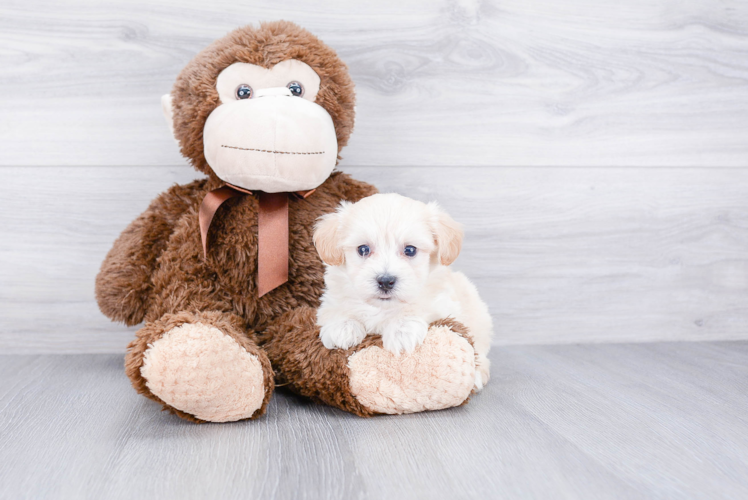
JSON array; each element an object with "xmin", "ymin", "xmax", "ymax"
[
  {"xmin": 165, "ymin": 22, "xmax": 357, "ymax": 192},
  {"xmin": 202, "ymin": 59, "xmax": 338, "ymax": 193}
]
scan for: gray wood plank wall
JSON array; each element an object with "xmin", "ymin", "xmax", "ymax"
[{"xmin": 1, "ymin": 0, "xmax": 747, "ymax": 352}]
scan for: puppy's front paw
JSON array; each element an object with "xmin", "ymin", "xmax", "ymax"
[
  {"xmin": 320, "ymin": 319, "xmax": 367, "ymax": 350},
  {"xmin": 382, "ymin": 317, "xmax": 428, "ymax": 355}
]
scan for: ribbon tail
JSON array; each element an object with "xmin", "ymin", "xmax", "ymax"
[
  {"xmin": 258, "ymin": 192, "xmax": 289, "ymax": 297},
  {"xmin": 199, "ymin": 186, "xmax": 248, "ymax": 258},
  {"xmin": 295, "ymin": 188, "xmax": 316, "ymax": 199}
]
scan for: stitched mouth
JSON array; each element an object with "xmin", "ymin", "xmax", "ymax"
[{"xmin": 221, "ymin": 145, "xmax": 324, "ymax": 155}]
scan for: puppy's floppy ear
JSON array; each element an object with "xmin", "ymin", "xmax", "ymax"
[
  {"xmin": 428, "ymin": 202, "xmax": 463, "ymax": 266},
  {"xmin": 313, "ymin": 202, "xmax": 349, "ymax": 266}
]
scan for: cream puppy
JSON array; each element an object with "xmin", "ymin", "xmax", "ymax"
[{"xmin": 313, "ymin": 193, "xmax": 493, "ymax": 390}]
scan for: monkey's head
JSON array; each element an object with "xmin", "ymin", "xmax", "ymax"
[{"xmin": 163, "ymin": 21, "xmax": 355, "ymax": 192}]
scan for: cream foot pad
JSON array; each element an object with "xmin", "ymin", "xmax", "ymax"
[
  {"xmin": 141, "ymin": 323, "xmax": 265, "ymax": 422},
  {"xmin": 348, "ymin": 325, "xmax": 476, "ymax": 414}
]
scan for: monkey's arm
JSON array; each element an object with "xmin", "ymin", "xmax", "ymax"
[{"xmin": 95, "ymin": 179, "xmax": 207, "ymax": 326}]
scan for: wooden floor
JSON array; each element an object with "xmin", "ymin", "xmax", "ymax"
[{"xmin": 1, "ymin": 342, "xmax": 746, "ymax": 499}]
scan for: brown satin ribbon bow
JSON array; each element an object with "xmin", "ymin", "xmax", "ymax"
[{"xmin": 199, "ymin": 184, "xmax": 315, "ymax": 297}]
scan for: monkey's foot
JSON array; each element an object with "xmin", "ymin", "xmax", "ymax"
[
  {"xmin": 127, "ymin": 311, "xmax": 274, "ymax": 423},
  {"xmin": 347, "ymin": 319, "xmax": 476, "ymax": 414}
]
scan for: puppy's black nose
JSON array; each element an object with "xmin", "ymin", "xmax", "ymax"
[{"xmin": 376, "ymin": 275, "xmax": 397, "ymax": 291}]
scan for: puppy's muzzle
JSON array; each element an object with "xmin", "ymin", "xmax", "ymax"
[{"xmin": 376, "ymin": 274, "xmax": 397, "ymax": 291}]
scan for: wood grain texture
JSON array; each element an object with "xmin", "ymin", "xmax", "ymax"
[
  {"xmin": 1, "ymin": 0, "xmax": 747, "ymax": 167},
  {"xmin": 1, "ymin": 165, "xmax": 747, "ymax": 352},
  {"xmin": 1, "ymin": 344, "xmax": 746, "ymax": 499}
]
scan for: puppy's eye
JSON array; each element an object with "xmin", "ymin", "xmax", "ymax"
[
  {"xmin": 287, "ymin": 81, "xmax": 304, "ymax": 97},
  {"xmin": 357, "ymin": 245, "xmax": 370, "ymax": 257},
  {"xmin": 404, "ymin": 245, "xmax": 417, "ymax": 257},
  {"xmin": 236, "ymin": 84, "xmax": 252, "ymax": 99}
]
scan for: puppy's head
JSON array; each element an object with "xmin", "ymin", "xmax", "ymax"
[{"xmin": 313, "ymin": 193, "xmax": 463, "ymax": 304}]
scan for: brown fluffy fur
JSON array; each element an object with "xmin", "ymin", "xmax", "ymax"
[
  {"xmin": 98, "ymin": 168, "xmax": 377, "ymax": 420},
  {"xmin": 264, "ymin": 307, "xmax": 377, "ymax": 417}
]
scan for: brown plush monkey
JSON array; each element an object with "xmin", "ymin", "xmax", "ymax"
[{"xmin": 96, "ymin": 21, "xmax": 478, "ymax": 423}]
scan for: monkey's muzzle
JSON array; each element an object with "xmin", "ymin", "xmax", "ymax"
[{"xmin": 203, "ymin": 87, "xmax": 339, "ymax": 193}]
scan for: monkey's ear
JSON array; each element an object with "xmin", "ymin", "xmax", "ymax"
[
  {"xmin": 161, "ymin": 93, "xmax": 177, "ymax": 140},
  {"xmin": 313, "ymin": 203, "xmax": 349, "ymax": 266},
  {"xmin": 428, "ymin": 202, "xmax": 463, "ymax": 266}
]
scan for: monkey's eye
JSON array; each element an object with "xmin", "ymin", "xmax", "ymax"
[
  {"xmin": 235, "ymin": 84, "xmax": 252, "ymax": 99},
  {"xmin": 404, "ymin": 245, "xmax": 417, "ymax": 257},
  {"xmin": 287, "ymin": 81, "xmax": 304, "ymax": 97},
  {"xmin": 357, "ymin": 245, "xmax": 370, "ymax": 257}
]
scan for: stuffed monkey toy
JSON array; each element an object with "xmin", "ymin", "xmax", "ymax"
[{"xmin": 95, "ymin": 21, "xmax": 479, "ymax": 423}]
